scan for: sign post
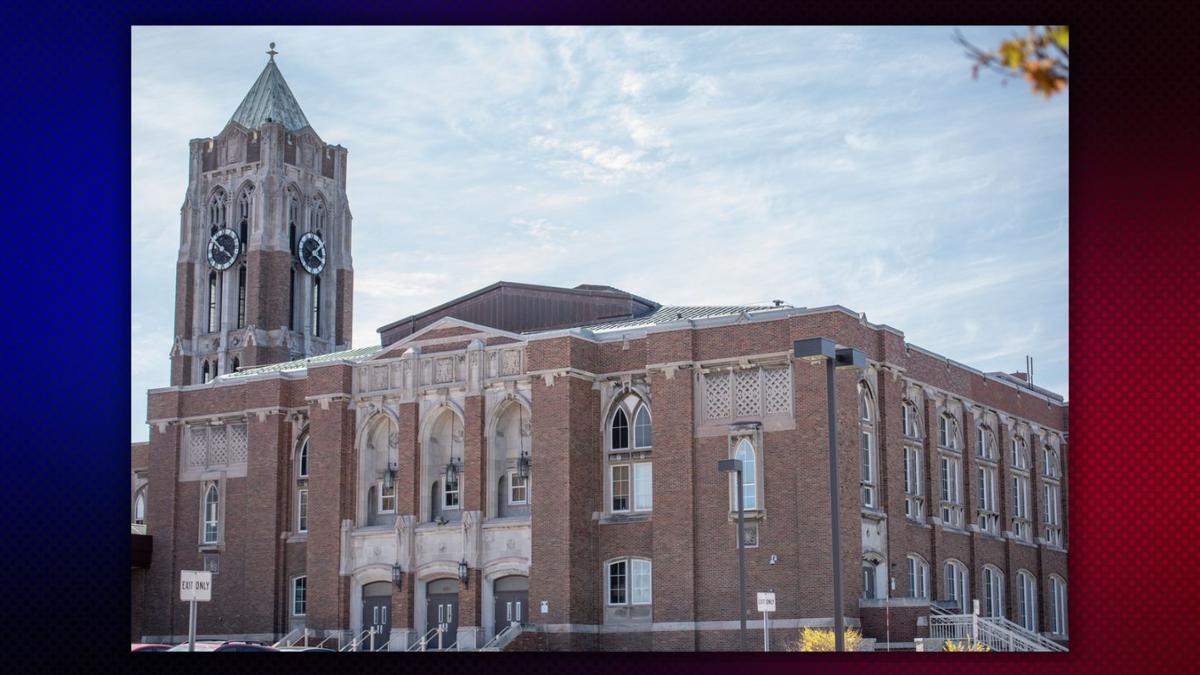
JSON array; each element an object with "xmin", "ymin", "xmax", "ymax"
[
  {"xmin": 180, "ymin": 570, "xmax": 213, "ymax": 652},
  {"xmin": 757, "ymin": 591, "xmax": 776, "ymax": 652}
]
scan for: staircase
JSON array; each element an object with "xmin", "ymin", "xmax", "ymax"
[
  {"xmin": 479, "ymin": 623, "xmax": 524, "ymax": 651},
  {"xmin": 927, "ymin": 601, "xmax": 1067, "ymax": 652}
]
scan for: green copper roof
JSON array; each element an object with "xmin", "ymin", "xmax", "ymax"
[
  {"xmin": 229, "ymin": 56, "xmax": 311, "ymax": 132},
  {"xmin": 222, "ymin": 345, "xmax": 381, "ymax": 379}
]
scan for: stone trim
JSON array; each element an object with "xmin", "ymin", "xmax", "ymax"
[{"xmin": 537, "ymin": 617, "xmax": 862, "ymax": 633}]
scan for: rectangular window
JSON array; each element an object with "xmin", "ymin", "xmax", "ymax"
[
  {"xmin": 633, "ymin": 463, "xmax": 652, "ymax": 512},
  {"xmin": 1044, "ymin": 483, "xmax": 1062, "ymax": 546},
  {"xmin": 904, "ymin": 446, "xmax": 923, "ymax": 520},
  {"xmin": 977, "ymin": 465, "xmax": 998, "ymax": 534},
  {"xmin": 443, "ymin": 475, "xmax": 460, "ymax": 509},
  {"xmin": 611, "ymin": 465, "xmax": 630, "ymax": 512},
  {"xmin": 293, "ymin": 577, "xmax": 307, "ymax": 616},
  {"xmin": 297, "ymin": 488, "xmax": 308, "ymax": 533},
  {"xmin": 938, "ymin": 416, "xmax": 949, "ymax": 446},
  {"xmin": 379, "ymin": 482, "xmax": 396, "ymax": 513},
  {"xmin": 860, "ymin": 431, "xmax": 875, "ymax": 508},
  {"xmin": 631, "ymin": 559, "xmax": 652, "ymax": 604},
  {"xmin": 908, "ymin": 558, "xmax": 929, "ymax": 599},
  {"xmin": 608, "ymin": 560, "xmax": 627, "ymax": 605},
  {"xmin": 509, "ymin": 471, "xmax": 528, "ymax": 505},
  {"xmin": 1012, "ymin": 474, "xmax": 1030, "ymax": 540},
  {"xmin": 940, "ymin": 455, "xmax": 962, "ymax": 528}
]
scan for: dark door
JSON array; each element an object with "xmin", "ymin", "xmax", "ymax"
[
  {"xmin": 361, "ymin": 581, "xmax": 392, "ymax": 651},
  {"xmin": 427, "ymin": 578, "xmax": 459, "ymax": 649},
  {"xmin": 493, "ymin": 575, "xmax": 529, "ymax": 632}
]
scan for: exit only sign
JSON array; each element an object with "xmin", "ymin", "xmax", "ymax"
[{"xmin": 180, "ymin": 570, "xmax": 213, "ymax": 602}]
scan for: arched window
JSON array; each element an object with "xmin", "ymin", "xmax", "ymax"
[
  {"xmin": 1016, "ymin": 570, "xmax": 1037, "ymax": 631},
  {"xmin": 976, "ymin": 426, "xmax": 999, "ymax": 534},
  {"xmin": 606, "ymin": 558, "xmax": 652, "ymax": 606},
  {"xmin": 1048, "ymin": 575, "xmax": 1067, "ymax": 636},
  {"xmin": 611, "ymin": 408, "xmax": 629, "ymax": 451},
  {"xmin": 295, "ymin": 437, "xmax": 309, "ymax": 533},
  {"xmin": 201, "ymin": 360, "xmax": 209, "ymax": 384},
  {"xmin": 607, "ymin": 397, "xmax": 652, "ymax": 514},
  {"xmin": 633, "ymin": 406, "xmax": 652, "ymax": 449},
  {"xmin": 1042, "ymin": 446, "xmax": 1061, "ymax": 479},
  {"xmin": 943, "ymin": 559, "xmax": 970, "ymax": 611},
  {"xmin": 906, "ymin": 554, "xmax": 930, "ymax": 599},
  {"xmin": 938, "ymin": 413, "xmax": 964, "ymax": 528},
  {"xmin": 203, "ymin": 483, "xmax": 220, "ymax": 544},
  {"xmin": 287, "ymin": 188, "xmax": 300, "ymax": 255},
  {"xmin": 733, "ymin": 438, "xmax": 757, "ymax": 510},
  {"xmin": 133, "ymin": 488, "xmax": 146, "ymax": 525},
  {"xmin": 298, "ymin": 438, "xmax": 309, "ymax": 478},
  {"xmin": 207, "ymin": 271, "xmax": 219, "ymax": 333},
  {"xmin": 312, "ymin": 197, "xmax": 326, "ymax": 234},
  {"xmin": 237, "ymin": 189, "xmax": 250, "ymax": 245},
  {"xmin": 983, "ymin": 565, "xmax": 1005, "ymax": 618},
  {"xmin": 236, "ymin": 265, "xmax": 247, "ymax": 328},
  {"xmin": 862, "ymin": 556, "xmax": 881, "ymax": 600},
  {"xmin": 902, "ymin": 400, "xmax": 921, "ymax": 438},
  {"xmin": 859, "ymin": 384, "xmax": 877, "ymax": 508},
  {"xmin": 231, "ymin": 357, "xmax": 239, "ymax": 373},
  {"xmin": 208, "ymin": 190, "xmax": 225, "ymax": 235},
  {"xmin": 311, "ymin": 275, "xmax": 321, "ymax": 337},
  {"xmin": 1010, "ymin": 436, "xmax": 1032, "ymax": 542},
  {"xmin": 292, "ymin": 576, "xmax": 307, "ymax": 616}
]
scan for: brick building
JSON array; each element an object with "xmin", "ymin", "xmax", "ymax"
[{"xmin": 132, "ymin": 51, "xmax": 1068, "ymax": 651}]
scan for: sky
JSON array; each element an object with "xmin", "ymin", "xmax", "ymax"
[{"xmin": 131, "ymin": 26, "xmax": 1068, "ymax": 442}]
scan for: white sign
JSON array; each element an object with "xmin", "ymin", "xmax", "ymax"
[
  {"xmin": 180, "ymin": 570, "xmax": 213, "ymax": 602},
  {"xmin": 540, "ymin": 600, "xmax": 549, "ymax": 614},
  {"xmin": 757, "ymin": 592, "xmax": 776, "ymax": 613}
]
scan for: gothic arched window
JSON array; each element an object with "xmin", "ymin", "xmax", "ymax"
[
  {"xmin": 859, "ymin": 384, "xmax": 877, "ymax": 508},
  {"xmin": 312, "ymin": 197, "xmax": 326, "ymax": 235},
  {"xmin": 287, "ymin": 188, "xmax": 300, "ymax": 255},
  {"xmin": 133, "ymin": 487, "xmax": 146, "ymax": 525},
  {"xmin": 202, "ymin": 483, "xmax": 220, "ymax": 544},
  {"xmin": 201, "ymin": 360, "xmax": 209, "ymax": 384},
  {"xmin": 606, "ymin": 397, "xmax": 652, "ymax": 514},
  {"xmin": 733, "ymin": 438, "xmax": 757, "ymax": 510},
  {"xmin": 208, "ymin": 190, "xmax": 225, "ymax": 235},
  {"xmin": 237, "ymin": 189, "xmax": 250, "ymax": 245}
]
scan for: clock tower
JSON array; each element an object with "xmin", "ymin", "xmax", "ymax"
[{"xmin": 169, "ymin": 45, "xmax": 353, "ymax": 385}]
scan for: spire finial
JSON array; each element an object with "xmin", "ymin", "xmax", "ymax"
[{"xmin": 267, "ymin": 42, "xmax": 278, "ymax": 62}]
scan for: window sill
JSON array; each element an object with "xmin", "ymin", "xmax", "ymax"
[
  {"xmin": 939, "ymin": 525, "xmax": 970, "ymax": 536},
  {"xmin": 905, "ymin": 518, "xmax": 932, "ymax": 529},
  {"xmin": 198, "ymin": 543, "xmax": 222, "ymax": 552},
  {"xmin": 861, "ymin": 507, "xmax": 886, "ymax": 522},
  {"xmin": 600, "ymin": 513, "xmax": 652, "ymax": 525},
  {"xmin": 727, "ymin": 510, "xmax": 764, "ymax": 522},
  {"xmin": 287, "ymin": 532, "xmax": 308, "ymax": 544}
]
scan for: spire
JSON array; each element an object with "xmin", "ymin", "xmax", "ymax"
[{"xmin": 228, "ymin": 44, "xmax": 311, "ymax": 132}]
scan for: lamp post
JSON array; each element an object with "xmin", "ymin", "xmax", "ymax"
[
  {"xmin": 793, "ymin": 337, "xmax": 866, "ymax": 652},
  {"xmin": 717, "ymin": 457, "xmax": 747, "ymax": 650}
]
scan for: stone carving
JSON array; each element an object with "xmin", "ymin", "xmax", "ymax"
[
  {"xmin": 763, "ymin": 367, "xmax": 792, "ymax": 416},
  {"xmin": 434, "ymin": 358, "xmax": 453, "ymax": 384},
  {"xmin": 209, "ymin": 427, "xmax": 229, "ymax": 465},
  {"xmin": 372, "ymin": 366, "xmax": 387, "ymax": 391},
  {"xmin": 228, "ymin": 423, "xmax": 248, "ymax": 463},
  {"xmin": 501, "ymin": 350, "xmax": 521, "ymax": 376},
  {"xmin": 704, "ymin": 371, "xmax": 731, "ymax": 421},
  {"xmin": 734, "ymin": 369, "xmax": 761, "ymax": 417}
]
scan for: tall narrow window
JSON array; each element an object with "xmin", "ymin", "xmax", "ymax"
[
  {"xmin": 859, "ymin": 385, "xmax": 876, "ymax": 508},
  {"xmin": 903, "ymin": 400, "xmax": 921, "ymax": 438},
  {"xmin": 733, "ymin": 438, "xmax": 757, "ymax": 510},
  {"xmin": 983, "ymin": 565, "xmax": 1004, "ymax": 618},
  {"xmin": 298, "ymin": 439, "xmax": 309, "ymax": 478},
  {"xmin": 907, "ymin": 554, "xmax": 929, "ymax": 599},
  {"xmin": 379, "ymin": 482, "xmax": 396, "ymax": 513},
  {"xmin": 938, "ymin": 414, "xmax": 963, "ymax": 528},
  {"xmin": 904, "ymin": 446, "xmax": 924, "ymax": 520},
  {"xmin": 236, "ymin": 266, "xmax": 246, "ymax": 329},
  {"xmin": 207, "ymin": 272, "xmax": 218, "ymax": 333},
  {"xmin": 633, "ymin": 463, "xmax": 653, "ymax": 512},
  {"xmin": 862, "ymin": 559, "xmax": 879, "ymax": 599},
  {"xmin": 1044, "ymin": 482, "xmax": 1063, "ymax": 546},
  {"xmin": 311, "ymin": 276, "xmax": 321, "ymax": 337},
  {"xmin": 231, "ymin": 357, "xmax": 239, "ymax": 373},
  {"xmin": 943, "ymin": 560, "xmax": 969, "ymax": 611},
  {"xmin": 201, "ymin": 361, "xmax": 209, "ymax": 384},
  {"xmin": 611, "ymin": 408, "xmax": 629, "ymax": 451},
  {"xmin": 238, "ymin": 190, "xmax": 250, "ymax": 245},
  {"xmin": 292, "ymin": 576, "xmax": 307, "ymax": 616},
  {"xmin": 296, "ymin": 487, "xmax": 308, "ymax": 533},
  {"xmin": 633, "ymin": 406, "xmax": 652, "ymax": 449},
  {"xmin": 607, "ymin": 558, "xmax": 652, "ymax": 606},
  {"xmin": 312, "ymin": 198, "xmax": 326, "ymax": 234},
  {"xmin": 203, "ymin": 483, "xmax": 220, "ymax": 544},
  {"xmin": 630, "ymin": 559, "xmax": 652, "ymax": 604},
  {"xmin": 443, "ymin": 470, "xmax": 460, "ymax": 509},
  {"xmin": 610, "ymin": 465, "xmax": 630, "ymax": 512},
  {"xmin": 607, "ymin": 560, "xmax": 627, "ymax": 605},
  {"xmin": 208, "ymin": 191, "xmax": 225, "ymax": 235},
  {"xmin": 133, "ymin": 489, "xmax": 146, "ymax": 525},
  {"xmin": 288, "ymin": 267, "xmax": 296, "ymax": 331},
  {"xmin": 287, "ymin": 189, "xmax": 299, "ymax": 255},
  {"xmin": 1017, "ymin": 571, "xmax": 1037, "ymax": 631},
  {"xmin": 1048, "ymin": 575, "xmax": 1067, "ymax": 636}
]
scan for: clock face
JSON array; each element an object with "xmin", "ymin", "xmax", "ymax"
[
  {"xmin": 298, "ymin": 232, "xmax": 327, "ymax": 275},
  {"xmin": 207, "ymin": 228, "xmax": 241, "ymax": 270}
]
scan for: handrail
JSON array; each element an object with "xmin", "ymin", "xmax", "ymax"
[
  {"xmin": 339, "ymin": 627, "xmax": 376, "ymax": 652},
  {"xmin": 929, "ymin": 613, "xmax": 1066, "ymax": 652},
  {"xmin": 983, "ymin": 616, "xmax": 1069, "ymax": 652},
  {"xmin": 272, "ymin": 627, "xmax": 302, "ymax": 648},
  {"xmin": 481, "ymin": 623, "xmax": 520, "ymax": 651},
  {"xmin": 407, "ymin": 627, "xmax": 441, "ymax": 652}
]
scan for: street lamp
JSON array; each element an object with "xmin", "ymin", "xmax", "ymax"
[
  {"xmin": 717, "ymin": 457, "xmax": 747, "ymax": 651},
  {"xmin": 793, "ymin": 337, "xmax": 866, "ymax": 652}
]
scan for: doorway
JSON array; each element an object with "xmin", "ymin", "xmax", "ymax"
[
  {"xmin": 426, "ymin": 578, "xmax": 459, "ymax": 649},
  {"xmin": 360, "ymin": 581, "xmax": 392, "ymax": 650},
  {"xmin": 493, "ymin": 575, "xmax": 528, "ymax": 632}
]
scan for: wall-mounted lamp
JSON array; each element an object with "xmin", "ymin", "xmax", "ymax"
[
  {"xmin": 383, "ymin": 461, "xmax": 397, "ymax": 490},
  {"xmin": 457, "ymin": 559, "xmax": 470, "ymax": 588},
  {"xmin": 445, "ymin": 457, "xmax": 461, "ymax": 483},
  {"xmin": 391, "ymin": 562, "xmax": 404, "ymax": 589},
  {"xmin": 769, "ymin": 554, "xmax": 779, "ymax": 566},
  {"xmin": 517, "ymin": 451, "xmax": 532, "ymax": 480}
]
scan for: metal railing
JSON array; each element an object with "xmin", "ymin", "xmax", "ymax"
[
  {"xmin": 480, "ymin": 623, "xmax": 522, "ymax": 651},
  {"xmin": 339, "ymin": 627, "xmax": 378, "ymax": 652},
  {"xmin": 407, "ymin": 626, "xmax": 450, "ymax": 652},
  {"xmin": 928, "ymin": 601, "xmax": 1067, "ymax": 652},
  {"xmin": 272, "ymin": 627, "xmax": 303, "ymax": 649}
]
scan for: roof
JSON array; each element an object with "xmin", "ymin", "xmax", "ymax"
[
  {"xmin": 229, "ymin": 57, "xmax": 311, "ymax": 132},
  {"xmin": 576, "ymin": 305, "xmax": 776, "ymax": 334},
  {"xmin": 222, "ymin": 345, "xmax": 380, "ymax": 379}
]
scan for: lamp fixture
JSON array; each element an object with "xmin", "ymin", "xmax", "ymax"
[
  {"xmin": 445, "ymin": 456, "xmax": 461, "ymax": 483},
  {"xmin": 517, "ymin": 451, "xmax": 531, "ymax": 480},
  {"xmin": 457, "ymin": 559, "xmax": 470, "ymax": 588},
  {"xmin": 391, "ymin": 562, "xmax": 403, "ymax": 589}
]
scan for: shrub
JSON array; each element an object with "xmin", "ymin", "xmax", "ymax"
[
  {"xmin": 943, "ymin": 639, "xmax": 990, "ymax": 652},
  {"xmin": 787, "ymin": 627, "xmax": 864, "ymax": 652}
]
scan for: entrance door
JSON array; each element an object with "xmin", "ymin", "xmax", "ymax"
[
  {"xmin": 426, "ymin": 578, "xmax": 459, "ymax": 649},
  {"xmin": 493, "ymin": 575, "xmax": 529, "ymax": 632},
  {"xmin": 361, "ymin": 581, "xmax": 392, "ymax": 651}
]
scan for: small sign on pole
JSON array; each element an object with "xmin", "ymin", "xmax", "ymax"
[
  {"xmin": 757, "ymin": 592, "xmax": 776, "ymax": 652},
  {"xmin": 180, "ymin": 570, "xmax": 213, "ymax": 651}
]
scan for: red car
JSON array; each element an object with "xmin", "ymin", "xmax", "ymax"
[{"xmin": 131, "ymin": 643, "xmax": 173, "ymax": 652}]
